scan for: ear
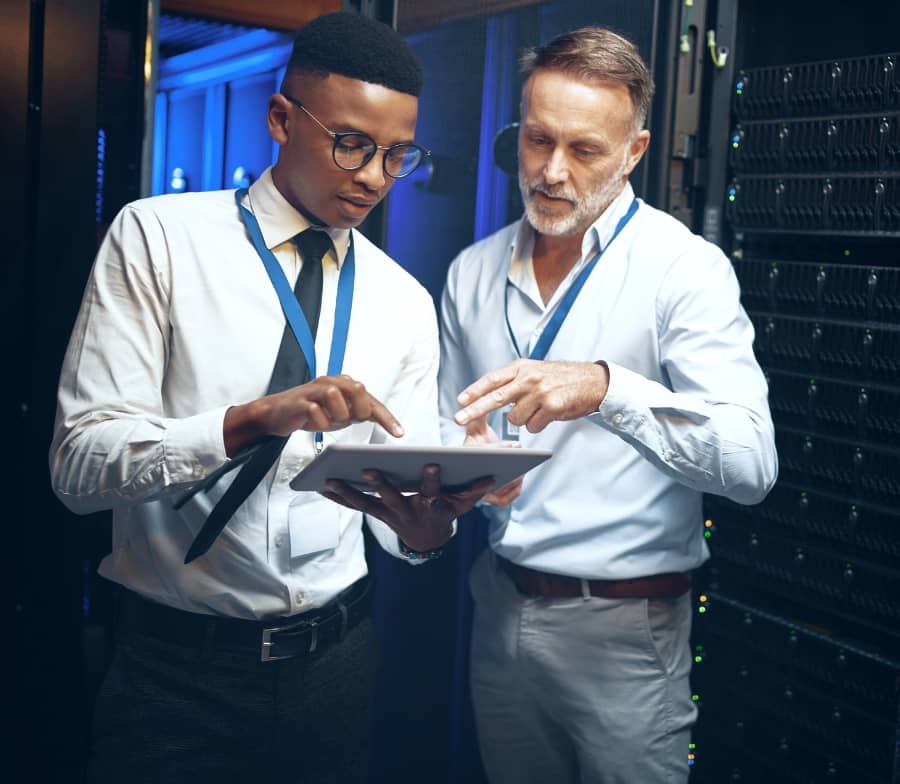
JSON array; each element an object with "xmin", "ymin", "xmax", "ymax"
[
  {"xmin": 267, "ymin": 93, "xmax": 290, "ymax": 145},
  {"xmin": 624, "ymin": 129, "xmax": 650, "ymax": 177}
]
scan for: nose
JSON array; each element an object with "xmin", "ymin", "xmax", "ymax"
[
  {"xmin": 352, "ymin": 151, "xmax": 387, "ymax": 192},
  {"xmin": 542, "ymin": 146, "xmax": 569, "ymax": 185}
]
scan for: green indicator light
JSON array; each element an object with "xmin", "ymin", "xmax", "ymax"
[
  {"xmin": 728, "ymin": 194, "xmax": 736, "ymax": 202},
  {"xmin": 689, "ymin": 743, "xmax": 696, "ymax": 750},
  {"xmin": 843, "ymin": 249, "xmax": 851, "ymax": 256},
  {"xmin": 694, "ymin": 655, "xmax": 703, "ymax": 663},
  {"xmin": 692, "ymin": 694, "xmax": 700, "ymax": 702},
  {"xmin": 698, "ymin": 606, "xmax": 707, "ymax": 613},
  {"xmin": 704, "ymin": 531, "xmax": 712, "ymax": 539}
]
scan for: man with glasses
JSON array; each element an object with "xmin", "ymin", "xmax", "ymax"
[{"xmin": 50, "ymin": 12, "xmax": 488, "ymax": 783}]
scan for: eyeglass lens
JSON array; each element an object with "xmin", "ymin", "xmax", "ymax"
[{"xmin": 333, "ymin": 134, "xmax": 424, "ymax": 178}]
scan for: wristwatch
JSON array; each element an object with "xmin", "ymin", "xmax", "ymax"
[{"xmin": 398, "ymin": 538, "xmax": 444, "ymax": 562}]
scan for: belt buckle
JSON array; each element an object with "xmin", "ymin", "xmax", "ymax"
[{"xmin": 260, "ymin": 616, "xmax": 319, "ymax": 662}]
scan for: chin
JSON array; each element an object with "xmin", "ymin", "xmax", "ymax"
[{"xmin": 525, "ymin": 205, "xmax": 580, "ymax": 236}]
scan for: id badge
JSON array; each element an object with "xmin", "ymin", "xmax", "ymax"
[
  {"xmin": 502, "ymin": 411, "xmax": 520, "ymax": 442},
  {"xmin": 288, "ymin": 495, "xmax": 341, "ymax": 559}
]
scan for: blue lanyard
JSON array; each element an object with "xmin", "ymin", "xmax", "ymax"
[
  {"xmin": 505, "ymin": 198, "xmax": 639, "ymax": 359},
  {"xmin": 235, "ymin": 188, "xmax": 355, "ymax": 448}
]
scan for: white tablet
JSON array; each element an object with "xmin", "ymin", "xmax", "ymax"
[{"xmin": 289, "ymin": 443, "xmax": 552, "ymax": 493}]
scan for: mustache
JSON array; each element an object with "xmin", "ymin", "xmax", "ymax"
[{"xmin": 525, "ymin": 179, "xmax": 577, "ymax": 203}]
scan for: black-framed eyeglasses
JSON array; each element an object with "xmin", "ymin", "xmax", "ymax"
[{"xmin": 281, "ymin": 93, "xmax": 430, "ymax": 179}]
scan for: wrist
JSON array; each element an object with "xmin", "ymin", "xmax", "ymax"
[
  {"xmin": 223, "ymin": 398, "xmax": 271, "ymax": 457},
  {"xmin": 398, "ymin": 537, "xmax": 445, "ymax": 561},
  {"xmin": 593, "ymin": 360, "xmax": 610, "ymax": 409}
]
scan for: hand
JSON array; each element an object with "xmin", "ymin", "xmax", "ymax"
[
  {"xmin": 320, "ymin": 464, "xmax": 496, "ymax": 552},
  {"xmin": 463, "ymin": 415, "xmax": 522, "ymax": 507},
  {"xmin": 454, "ymin": 359, "xmax": 609, "ymax": 434},
  {"xmin": 224, "ymin": 374, "xmax": 402, "ymax": 456}
]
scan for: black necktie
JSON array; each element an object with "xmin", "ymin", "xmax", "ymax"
[{"xmin": 182, "ymin": 229, "xmax": 331, "ymax": 564}]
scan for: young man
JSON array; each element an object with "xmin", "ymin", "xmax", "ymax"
[
  {"xmin": 439, "ymin": 27, "xmax": 778, "ymax": 784},
  {"xmin": 50, "ymin": 12, "xmax": 488, "ymax": 783}
]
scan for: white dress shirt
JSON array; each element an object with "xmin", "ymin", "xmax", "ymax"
[
  {"xmin": 50, "ymin": 167, "xmax": 441, "ymax": 619},
  {"xmin": 439, "ymin": 183, "xmax": 778, "ymax": 579}
]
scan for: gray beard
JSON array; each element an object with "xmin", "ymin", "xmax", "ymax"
[{"xmin": 519, "ymin": 151, "xmax": 628, "ymax": 237}]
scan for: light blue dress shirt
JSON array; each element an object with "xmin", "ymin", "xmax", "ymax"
[{"xmin": 439, "ymin": 183, "xmax": 778, "ymax": 579}]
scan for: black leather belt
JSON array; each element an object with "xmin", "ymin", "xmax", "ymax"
[{"xmin": 118, "ymin": 576, "xmax": 373, "ymax": 662}]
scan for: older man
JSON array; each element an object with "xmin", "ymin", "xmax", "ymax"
[{"xmin": 440, "ymin": 27, "xmax": 777, "ymax": 784}]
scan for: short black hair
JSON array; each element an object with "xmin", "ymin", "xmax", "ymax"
[{"xmin": 286, "ymin": 12, "xmax": 424, "ymax": 97}]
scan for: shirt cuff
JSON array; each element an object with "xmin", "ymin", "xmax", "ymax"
[{"xmin": 163, "ymin": 405, "xmax": 232, "ymax": 484}]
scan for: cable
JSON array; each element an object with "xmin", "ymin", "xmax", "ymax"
[{"xmin": 706, "ymin": 28, "xmax": 729, "ymax": 68}]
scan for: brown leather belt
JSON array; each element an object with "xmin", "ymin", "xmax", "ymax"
[{"xmin": 498, "ymin": 556, "xmax": 690, "ymax": 599}]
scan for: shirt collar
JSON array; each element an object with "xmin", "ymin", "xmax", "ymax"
[{"xmin": 245, "ymin": 167, "xmax": 351, "ymax": 267}]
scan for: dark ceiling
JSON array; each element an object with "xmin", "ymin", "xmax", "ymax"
[{"xmin": 158, "ymin": 13, "xmax": 270, "ymax": 58}]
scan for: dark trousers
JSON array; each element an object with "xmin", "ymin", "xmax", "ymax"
[{"xmin": 86, "ymin": 614, "xmax": 377, "ymax": 784}]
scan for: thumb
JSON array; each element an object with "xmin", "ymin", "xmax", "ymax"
[{"xmin": 464, "ymin": 414, "xmax": 493, "ymax": 444}]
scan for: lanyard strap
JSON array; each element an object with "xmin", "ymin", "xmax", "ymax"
[
  {"xmin": 505, "ymin": 198, "xmax": 639, "ymax": 360},
  {"xmin": 235, "ymin": 188, "xmax": 355, "ymax": 378}
]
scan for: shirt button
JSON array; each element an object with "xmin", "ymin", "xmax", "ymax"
[
  {"xmin": 294, "ymin": 591, "xmax": 304, "ymax": 604},
  {"xmin": 274, "ymin": 534, "xmax": 286, "ymax": 549},
  {"xmin": 612, "ymin": 413, "xmax": 624, "ymax": 425},
  {"xmin": 662, "ymin": 449, "xmax": 673, "ymax": 462}
]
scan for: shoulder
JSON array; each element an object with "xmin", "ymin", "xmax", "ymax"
[
  {"xmin": 629, "ymin": 200, "xmax": 729, "ymax": 276},
  {"xmin": 447, "ymin": 220, "xmax": 520, "ymax": 283},
  {"xmin": 350, "ymin": 229, "xmax": 434, "ymax": 310},
  {"xmin": 119, "ymin": 189, "xmax": 236, "ymax": 228}
]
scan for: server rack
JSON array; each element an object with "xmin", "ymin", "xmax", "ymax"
[{"xmin": 690, "ymin": 9, "xmax": 900, "ymax": 783}]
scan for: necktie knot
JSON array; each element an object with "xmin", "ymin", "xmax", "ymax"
[{"xmin": 294, "ymin": 228, "xmax": 333, "ymax": 266}]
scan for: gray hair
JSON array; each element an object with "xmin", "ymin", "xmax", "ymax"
[{"xmin": 520, "ymin": 27, "xmax": 654, "ymax": 133}]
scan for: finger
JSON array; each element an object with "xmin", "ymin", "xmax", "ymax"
[
  {"xmin": 505, "ymin": 395, "xmax": 541, "ymax": 427},
  {"xmin": 419, "ymin": 463, "xmax": 442, "ymax": 498},
  {"xmin": 339, "ymin": 377, "xmax": 374, "ymax": 417},
  {"xmin": 315, "ymin": 383, "xmax": 352, "ymax": 426},
  {"xmin": 365, "ymin": 396, "xmax": 404, "ymax": 438},
  {"xmin": 322, "ymin": 481, "xmax": 385, "ymax": 517},
  {"xmin": 483, "ymin": 476, "xmax": 523, "ymax": 506},
  {"xmin": 319, "ymin": 377, "xmax": 404, "ymax": 438},
  {"xmin": 360, "ymin": 469, "xmax": 407, "ymax": 507},
  {"xmin": 304, "ymin": 401, "xmax": 335, "ymax": 432},
  {"xmin": 319, "ymin": 489, "xmax": 364, "ymax": 512},
  {"xmin": 464, "ymin": 415, "xmax": 506, "ymax": 446},
  {"xmin": 454, "ymin": 380, "xmax": 526, "ymax": 426},
  {"xmin": 450, "ymin": 474, "xmax": 496, "ymax": 502},
  {"xmin": 457, "ymin": 364, "xmax": 520, "ymax": 406},
  {"xmin": 524, "ymin": 406, "xmax": 552, "ymax": 433},
  {"xmin": 463, "ymin": 414, "xmax": 490, "ymax": 444},
  {"xmin": 454, "ymin": 366, "xmax": 524, "ymax": 425}
]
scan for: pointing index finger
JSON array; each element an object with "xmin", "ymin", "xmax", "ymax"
[
  {"xmin": 366, "ymin": 395, "xmax": 405, "ymax": 438},
  {"xmin": 454, "ymin": 366, "xmax": 521, "ymax": 425}
]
